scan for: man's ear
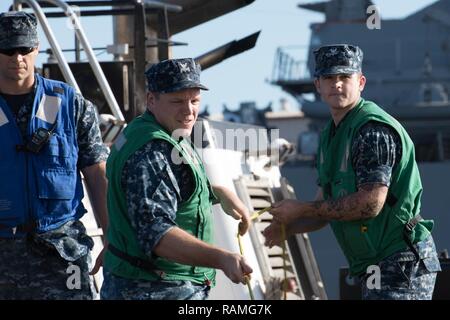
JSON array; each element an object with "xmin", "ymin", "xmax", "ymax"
[
  {"xmin": 33, "ymin": 44, "xmax": 40, "ymax": 56},
  {"xmin": 314, "ymin": 78, "xmax": 321, "ymax": 94},
  {"xmin": 359, "ymin": 74, "xmax": 367, "ymax": 92},
  {"xmin": 147, "ymin": 92, "xmax": 155, "ymax": 111}
]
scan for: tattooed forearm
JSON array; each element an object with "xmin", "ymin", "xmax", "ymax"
[{"xmin": 304, "ymin": 184, "xmax": 387, "ymax": 221}]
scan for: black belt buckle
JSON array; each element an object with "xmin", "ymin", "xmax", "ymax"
[
  {"xmin": 403, "ymin": 215, "xmax": 422, "ymax": 262},
  {"xmin": 17, "ymin": 222, "xmax": 36, "ymax": 233},
  {"xmin": 405, "ymin": 220, "xmax": 415, "ymax": 233},
  {"xmin": 405, "ymin": 215, "xmax": 422, "ymax": 233},
  {"xmin": 0, "ymin": 222, "xmax": 36, "ymax": 235},
  {"xmin": 0, "ymin": 224, "xmax": 18, "ymax": 236}
]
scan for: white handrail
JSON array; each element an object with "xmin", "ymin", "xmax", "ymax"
[
  {"xmin": 14, "ymin": 0, "xmax": 126, "ymax": 122},
  {"xmin": 13, "ymin": 0, "xmax": 80, "ymax": 92}
]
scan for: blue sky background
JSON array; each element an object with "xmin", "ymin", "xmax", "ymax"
[{"xmin": 0, "ymin": 0, "xmax": 437, "ymax": 114}]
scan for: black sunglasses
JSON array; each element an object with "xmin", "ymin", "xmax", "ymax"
[{"xmin": 0, "ymin": 47, "xmax": 35, "ymax": 56}]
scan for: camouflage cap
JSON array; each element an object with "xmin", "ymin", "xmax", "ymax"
[
  {"xmin": 313, "ymin": 44, "xmax": 363, "ymax": 77},
  {"xmin": 0, "ymin": 11, "xmax": 39, "ymax": 49},
  {"xmin": 145, "ymin": 58, "xmax": 208, "ymax": 93}
]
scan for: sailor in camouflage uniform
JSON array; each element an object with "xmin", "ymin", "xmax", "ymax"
[
  {"xmin": 101, "ymin": 58, "xmax": 252, "ymax": 300},
  {"xmin": 0, "ymin": 11, "xmax": 109, "ymax": 299},
  {"xmin": 264, "ymin": 44, "xmax": 441, "ymax": 300}
]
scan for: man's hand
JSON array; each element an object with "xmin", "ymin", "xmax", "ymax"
[
  {"xmin": 219, "ymin": 252, "xmax": 253, "ymax": 285},
  {"xmin": 90, "ymin": 241, "xmax": 108, "ymax": 275},
  {"xmin": 269, "ymin": 199, "xmax": 303, "ymax": 225},
  {"xmin": 262, "ymin": 220, "xmax": 285, "ymax": 248},
  {"xmin": 213, "ymin": 186, "xmax": 251, "ymax": 235}
]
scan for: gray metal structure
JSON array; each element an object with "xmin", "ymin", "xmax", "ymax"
[
  {"xmin": 272, "ymin": 0, "xmax": 450, "ymax": 165},
  {"xmin": 273, "ymin": 1, "xmax": 450, "ymax": 162}
]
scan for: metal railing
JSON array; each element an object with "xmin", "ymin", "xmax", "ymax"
[
  {"xmin": 14, "ymin": 0, "xmax": 126, "ymax": 124},
  {"xmin": 271, "ymin": 46, "xmax": 310, "ymax": 82}
]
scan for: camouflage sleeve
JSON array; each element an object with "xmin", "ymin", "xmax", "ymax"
[
  {"xmin": 121, "ymin": 139, "xmax": 191, "ymax": 258},
  {"xmin": 351, "ymin": 121, "xmax": 402, "ymax": 188},
  {"xmin": 74, "ymin": 93, "xmax": 109, "ymax": 169}
]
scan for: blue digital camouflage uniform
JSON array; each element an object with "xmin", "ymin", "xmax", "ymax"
[
  {"xmin": 0, "ymin": 81, "xmax": 109, "ymax": 300},
  {"xmin": 101, "ymin": 269, "xmax": 209, "ymax": 300},
  {"xmin": 350, "ymin": 121, "xmax": 441, "ymax": 300},
  {"xmin": 100, "ymin": 136, "xmax": 211, "ymax": 300},
  {"xmin": 0, "ymin": 221, "xmax": 95, "ymax": 299},
  {"xmin": 360, "ymin": 235, "xmax": 440, "ymax": 300},
  {"xmin": 351, "ymin": 121, "xmax": 402, "ymax": 187}
]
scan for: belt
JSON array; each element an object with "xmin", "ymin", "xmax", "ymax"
[
  {"xmin": 108, "ymin": 243, "xmax": 165, "ymax": 277},
  {"xmin": 0, "ymin": 221, "xmax": 36, "ymax": 235}
]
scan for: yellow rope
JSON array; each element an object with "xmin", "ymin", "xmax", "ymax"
[
  {"xmin": 237, "ymin": 206, "xmax": 289, "ymax": 300},
  {"xmin": 280, "ymin": 223, "xmax": 287, "ymax": 300},
  {"xmin": 249, "ymin": 206, "xmax": 272, "ymax": 220},
  {"xmin": 237, "ymin": 231, "xmax": 254, "ymax": 300},
  {"xmin": 235, "ymin": 207, "xmax": 271, "ymax": 300}
]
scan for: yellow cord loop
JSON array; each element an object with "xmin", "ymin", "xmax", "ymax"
[
  {"xmin": 250, "ymin": 206, "xmax": 272, "ymax": 220},
  {"xmin": 237, "ymin": 231, "xmax": 254, "ymax": 300},
  {"xmin": 236, "ymin": 207, "xmax": 271, "ymax": 300}
]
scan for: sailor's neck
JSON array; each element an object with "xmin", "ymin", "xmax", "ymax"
[{"xmin": 0, "ymin": 74, "xmax": 35, "ymax": 95}]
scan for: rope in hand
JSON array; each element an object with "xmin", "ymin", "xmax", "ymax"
[
  {"xmin": 237, "ymin": 230, "xmax": 254, "ymax": 300},
  {"xmin": 249, "ymin": 206, "xmax": 272, "ymax": 221},
  {"xmin": 237, "ymin": 206, "xmax": 289, "ymax": 300}
]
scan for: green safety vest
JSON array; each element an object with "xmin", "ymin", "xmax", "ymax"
[
  {"xmin": 318, "ymin": 98, "xmax": 434, "ymax": 275},
  {"xmin": 104, "ymin": 112, "xmax": 216, "ymax": 285}
]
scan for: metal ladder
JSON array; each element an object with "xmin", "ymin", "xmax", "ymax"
[
  {"xmin": 234, "ymin": 176, "xmax": 303, "ymax": 300},
  {"xmin": 234, "ymin": 175, "xmax": 327, "ymax": 300}
]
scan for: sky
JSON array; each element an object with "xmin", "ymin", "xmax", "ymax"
[{"xmin": 0, "ymin": 0, "xmax": 438, "ymax": 115}]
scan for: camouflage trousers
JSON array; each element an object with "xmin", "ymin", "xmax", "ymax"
[
  {"xmin": 0, "ymin": 235, "xmax": 95, "ymax": 300},
  {"xmin": 100, "ymin": 268, "xmax": 210, "ymax": 300},
  {"xmin": 360, "ymin": 235, "xmax": 441, "ymax": 300}
]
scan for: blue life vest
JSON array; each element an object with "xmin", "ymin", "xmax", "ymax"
[{"xmin": 0, "ymin": 74, "xmax": 86, "ymax": 237}]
